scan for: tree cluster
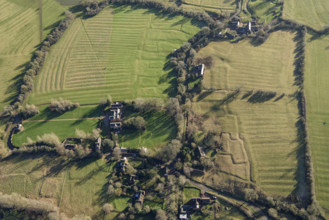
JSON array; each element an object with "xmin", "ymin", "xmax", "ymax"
[
  {"xmin": 124, "ymin": 116, "xmax": 146, "ymax": 132},
  {"xmin": 0, "ymin": 192, "xmax": 57, "ymax": 214},
  {"xmin": 156, "ymin": 139, "xmax": 182, "ymax": 162},
  {"xmin": 49, "ymin": 98, "xmax": 79, "ymax": 114},
  {"xmin": 132, "ymin": 98, "xmax": 164, "ymax": 112},
  {"xmin": 20, "ymin": 104, "xmax": 39, "ymax": 119},
  {"xmin": 165, "ymin": 98, "xmax": 184, "ymax": 139}
]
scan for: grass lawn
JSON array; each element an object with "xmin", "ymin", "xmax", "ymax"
[
  {"xmin": 184, "ymin": 187, "xmax": 200, "ymax": 202},
  {"xmin": 111, "ymin": 196, "xmax": 131, "ymax": 212},
  {"xmin": 0, "ymin": 0, "xmax": 66, "ymax": 111},
  {"xmin": 12, "ymin": 119, "xmax": 99, "ymax": 146},
  {"xmin": 282, "ymin": 0, "xmax": 329, "ymax": 31},
  {"xmin": 0, "ymin": 154, "xmax": 112, "ymax": 217},
  {"xmin": 29, "ymin": 5, "xmax": 201, "ymax": 105},
  {"xmin": 304, "ymin": 35, "xmax": 329, "ymax": 214},
  {"xmin": 119, "ymin": 111, "xmax": 177, "ymax": 149}
]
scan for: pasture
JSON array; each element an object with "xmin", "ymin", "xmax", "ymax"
[
  {"xmin": 0, "ymin": 154, "xmax": 113, "ymax": 217},
  {"xmin": 304, "ymin": 35, "xmax": 329, "ymax": 214},
  {"xmin": 29, "ymin": 5, "xmax": 200, "ymax": 105},
  {"xmin": 195, "ymin": 31, "xmax": 297, "ymax": 94},
  {"xmin": 282, "ymin": 0, "xmax": 329, "ymax": 31},
  {"xmin": 192, "ymin": 31, "xmax": 302, "ymax": 196},
  {"xmin": 0, "ymin": 0, "xmax": 66, "ymax": 111}
]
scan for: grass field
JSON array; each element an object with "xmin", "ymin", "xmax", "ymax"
[
  {"xmin": 0, "ymin": 0, "xmax": 66, "ymax": 111},
  {"xmin": 12, "ymin": 118, "xmax": 99, "ymax": 146},
  {"xmin": 196, "ymin": 31, "xmax": 297, "ymax": 94},
  {"xmin": 119, "ymin": 111, "xmax": 177, "ymax": 149},
  {"xmin": 184, "ymin": 187, "xmax": 200, "ymax": 202},
  {"xmin": 304, "ymin": 35, "xmax": 329, "ymax": 214},
  {"xmin": 0, "ymin": 154, "xmax": 113, "ymax": 217},
  {"xmin": 182, "ymin": 0, "xmax": 236, "ymax": 13},
  {"xmin": 28, "ymin": 5, "xmax": 200, "ymax": 105},
  {"xmin": 282, "ymin": 0, "xmax": 329, "ymax": 31},
  {"xmin": 194, "ymin": 92, "xmax": 300, "ymax": 196},
  {"xmin": 193, "ymin": 31, "xmax": 302, "ymax": 196}
]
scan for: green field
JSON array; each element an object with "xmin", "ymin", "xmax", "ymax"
[
  {"xmin": 196, "ymin": 31, "xmax": 297, "ymax": 94},
  {"xmin": 248, "ymin": 0, "xmax": 282, "ymax": 23},
  {"xmin": 283, "ymin": 0, "xmax": 329, "ymax": 31},
  {"xmin": 0, "ymin": 0, "xmax": 66, "ymax": 111},
  {"xmin": 119, "ymin": 111, "xmax": 177, "ymax": 149},
  {"xmin": 193, "ymin": 31, "xmax": 302, "ymax": 196},
  {"xmin": 304, "ymin": 35, "xmax": 329, "ymax": 214},
  {"xmin": 28, "ymin": 5, "xmax": 200, "ymax": 105},
  {"xmin": 0, "ymin": 154, "xmax": 113, "ymax": 217}
]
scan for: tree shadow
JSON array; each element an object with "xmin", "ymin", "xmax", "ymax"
[
  {"xmin": 247, "ymin": 90, "xmax": 276, "ymax": 103},
  {"xmin": 196, "ymin": 90, "xmax": 214, "ymax": 101}
]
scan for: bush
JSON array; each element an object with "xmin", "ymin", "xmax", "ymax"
[{"xmin": 49, "ymin": 98, "xmax": 79, "ymax": 113}]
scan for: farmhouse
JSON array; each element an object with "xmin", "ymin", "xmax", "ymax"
[
  {"xmin": 110, "ymin": 122, "xmax": 122, "ymax": 130},
  {"xmin": 109, "ymin": 102, "xmax": 123, "ymax": 131},
  {"xmin": 191, "ymin": 64, "xmax": 205, "ymax": 78},
  {"xmin": 134, "ymin": 190, "xmax": 145, "ymax": 207},
  {"xmin": 119, "ymin": 157, "xmax": 129, "ymax": 173}
]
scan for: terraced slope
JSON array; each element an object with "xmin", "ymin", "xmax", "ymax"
[
  {"xmin": 283, "ymin": 0, "xmax": 329, "ymax": 31},
  {"xmin": 193, "ymin": 31, "xmax": 302, "ymax": 196},
  {"xmin": 29, "ymin": 6, "xmax": 200, "ymax": 105},
  {"xmin": 304, "ymin": 35, "xmax": 329, "ymax": 214},
  {"xmin": 0, "ymin": 0, "xmax": 65, "ymax": 110}
]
